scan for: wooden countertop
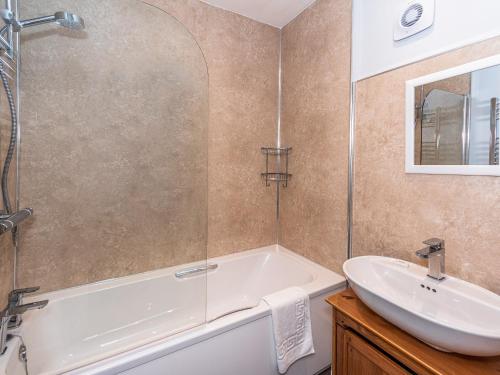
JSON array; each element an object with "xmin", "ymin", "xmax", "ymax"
[{"xmin": 326, "ymin": 288, "xmax": 500, "ymax": 375}]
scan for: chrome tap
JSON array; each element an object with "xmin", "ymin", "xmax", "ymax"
[
  {"xmin": 415, "ymin": 238, "xmax": 445, "ymax": 280},
  {"xmin": 0, "ymin": 287, "xmax": 48, "ymax": 355},
  {"xmin": 0, "ymin": 208, "xmax": 33, "ymax": 235},
  {"xmin": 6, "ymin": 287, "xmax": 44, "ymax": 328}
]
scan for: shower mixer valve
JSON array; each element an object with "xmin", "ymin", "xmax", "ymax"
[{"xmin": 0, "ymin": 208, "xmax": 33, "ymax": 235}]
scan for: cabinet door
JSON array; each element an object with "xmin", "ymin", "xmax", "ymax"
[{"xmin": 342, "ymin": 330, "xmax": 411, "ymax": 375}]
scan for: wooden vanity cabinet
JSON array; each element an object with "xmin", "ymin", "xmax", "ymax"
[
  {"xmin": 339, "ymin": 327, "xmax": 411, "ymax": 375},
  {"xmin": 326, "ymin": 289, "xmax": 500, "ymax": 375}
]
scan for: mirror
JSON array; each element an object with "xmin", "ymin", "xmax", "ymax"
[{"xmin": 406, "ymin": 55, "xmax": 500, "ymax": 175}]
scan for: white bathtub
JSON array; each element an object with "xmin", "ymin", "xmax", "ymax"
[{"xmin": 10, "ymin": 245, "xmax": 345, "ymax": 375}]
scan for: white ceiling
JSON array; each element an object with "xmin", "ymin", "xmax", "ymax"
[{"xmin": 200, "ymin": 0, "xmax": 317, "ymax": 28}]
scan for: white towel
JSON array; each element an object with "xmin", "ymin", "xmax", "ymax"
[{"xmin": 262, "ymin": 287, "xmax": 315, "ymax": 374}]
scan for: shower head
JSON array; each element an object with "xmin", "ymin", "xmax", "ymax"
[
  {"xmin": 53, "ymin": 11, "xmax": 85, "ymax": 30},
  {"xmin": 0, "ymin": 8, "xmax": 84, "ymax": 57},
  {"xmin": 1, "ymin": 10, "xmax": 86, "ymax": 32}
]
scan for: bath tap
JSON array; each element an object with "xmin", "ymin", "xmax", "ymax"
[
  {"xmin": 7, "ymin": 287, "xmax": 40, "ymax": 308},
  {"xmin": 6, "ymin": 287, "xmax": 47, "ymax": 329},
  {"xmin": 415, "ymin": 238, "xmax": 445, "ymax": 280},
  {"xmin": 7, "ymin": 299, "xmax": 48, "ymax": 316},
  {"xmin": 0, "ymin": 287, "xmax": 48, "ymax": 356}
]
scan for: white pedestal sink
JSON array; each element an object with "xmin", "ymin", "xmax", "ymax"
[{"xmin": 343, "ymin": 256, "xmax": 500, "ymax": 357}]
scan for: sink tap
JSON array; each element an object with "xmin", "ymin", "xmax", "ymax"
[
  {"xmin": 0, "ymin": 287, "xmax": 48, "ymax": 356},
  {"xmin": 415, "ymin": 238, "xmax": 445, "ymax": 280}
]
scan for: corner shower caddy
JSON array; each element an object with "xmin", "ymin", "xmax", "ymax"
[{"xmin": 261, "ymin": 147, "xmax": 292, "ymax": 187}]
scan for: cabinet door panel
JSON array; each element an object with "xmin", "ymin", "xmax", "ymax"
[{"xmin": 342, "ymin": 330, "xmax": 411, "ymax": 375}]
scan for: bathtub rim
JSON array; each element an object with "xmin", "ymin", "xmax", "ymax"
[
  {"xmin": 22, "ymin": 245, "xmax": 346, "ymax": 375},
  {"xmin": 26, "ymin": 244, "xmax": 343, "ymax": 303}
]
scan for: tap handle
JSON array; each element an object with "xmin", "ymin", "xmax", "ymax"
[
  {"xmin": 8, "ymin": 286, "xmax": 40, "ymax": 303},
  {"xmin": 7, "ymin": 208, "xmax": 33, "ymax": 225},
  {"xmin": 422, "ymin": 238, "xmax": 444, "ymax": 250}
]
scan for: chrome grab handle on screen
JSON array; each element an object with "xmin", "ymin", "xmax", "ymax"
[{"xmin": 175, "ymin": 264, "xmax": 218, "ymax": 279}]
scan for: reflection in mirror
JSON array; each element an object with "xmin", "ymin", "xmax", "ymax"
[{"xmin": 414, "ymin": 65, "xmax": 500, "ymax": 165}]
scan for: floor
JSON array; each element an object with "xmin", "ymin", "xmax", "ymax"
[{"xmin": 317, "ymin": 368, "xmax": 331, "ymax": 375}]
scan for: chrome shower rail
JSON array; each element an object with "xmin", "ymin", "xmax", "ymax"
[{"xmin": 0, "ymin": 0, "xmax": 14, "ymax": 58}]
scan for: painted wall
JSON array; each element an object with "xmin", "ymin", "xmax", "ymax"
[
  {"xmin": 18, "ymin": 0, "xmax": 279, "ymax": 293},
  {"xmin": 353, "ymin": 0, "xmax": 500, "ymax": 80},
  {"xmin": 353, "ymin": 36, "xmax": 500, "ymax": 293},
  {"xmin": 279, "ymin": 0, "xmax": 352, "ymax": 274},
  {"xmin": 199, "ymin": 0, "xmax": 317, "ymax": 28}
]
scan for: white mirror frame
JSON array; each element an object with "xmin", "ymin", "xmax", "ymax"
[{"xmin": 405, "ymin": 54, "xmax": 500, "ymax": 176}]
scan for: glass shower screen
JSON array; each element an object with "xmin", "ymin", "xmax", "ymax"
[{"xmin": 17, "ymin": 0, "xmax": 209, "ymax": 336}]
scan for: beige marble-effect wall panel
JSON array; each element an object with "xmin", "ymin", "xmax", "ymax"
[
  {"xmin": 279, "ymin": 0, "xmax": 352, "ymax": 273},
  {"xmin": 0, "ymin": 234, "xmax": 13, "ymax": 306},
  {"xmin": 354, "ymin": 36, "xmax": 500, "ymax": 294},
  {"xmin": 146, "ymin": 0, "xmax": 280, "ymax": 257},
  {"xmin": 18, "ymin": 0, "xmax": 279, "ymax": 293}
]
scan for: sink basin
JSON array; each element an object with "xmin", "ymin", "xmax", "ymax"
[{"xmin": 343, "ymin": 256, "xmax": 500, "ymax": 356}]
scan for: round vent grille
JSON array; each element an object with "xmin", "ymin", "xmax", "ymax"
[{"xmin": 401, "ymin": 3, "xmax": 424, "ymax": 28}]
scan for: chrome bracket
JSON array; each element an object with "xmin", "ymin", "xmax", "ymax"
[{"xmin": 18, "ymin": 343, "xmax": 26, "ymax": 363}]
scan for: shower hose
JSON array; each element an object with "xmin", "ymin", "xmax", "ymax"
[{"xmin": 0, "ymin": 59, "xmax": 17, "ymax": 216}]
